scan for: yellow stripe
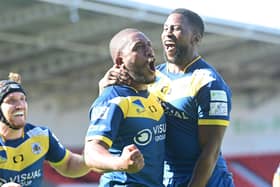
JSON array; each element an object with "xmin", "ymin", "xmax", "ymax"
[
  {"xmin": 110, "ymin": 95, "xmax": 164, "ymax": 121},
  {"xmin": 91, "ymin": 135, "xmax": 113, "ymax": 147},
  {"xmin": 50, "ymin": 149, "xmax": 70, "ymax": 166},
  {"xmin": 125, "ymin": 95, "xmax": 164, "ymax": 121},
  {"xmin": 109, "ymin": 97, "xmax": 128, "ymax": 118},
  {"xmin": 198, "ymin": 119, "xmax": 229, "ymax": 126},
  {"xmin": 150, "ymin": 66, "xmax": 215, "ymax": 101},
  {"xmin": 182, "ymin": 56, "xmax": 201, "ymax": 72}
]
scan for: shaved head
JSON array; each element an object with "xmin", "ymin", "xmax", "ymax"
[{"xmin": 109, "ymin": 28, "xmax": 141, "ymax": 63}]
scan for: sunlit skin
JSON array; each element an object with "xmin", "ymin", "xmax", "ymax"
[
  {"xmin": 84, "ymin": 29, "xmax": 155, "ymax": 175},
  {"xmin": 123, "ymin": 33, "xmax": 155, "ymax": 80},
  {"xmin": 99, "ymin": 11, "xmax": 231, "ymax": 187},
  {"xmin": 0, "ymin": 75, "xmax": 90, "ymax": 185},
  {"xmin": 161, "ymin": 13, "xmax": 201, "ymax": 73},
  {"xmin": 0, "ymin": 92, "xmax": 27, "ymax": 140},
  {"xmin": 114, "ymin": 31, "xmax": 156, "ymax": 91}
]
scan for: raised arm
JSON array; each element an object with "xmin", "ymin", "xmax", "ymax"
[{"xmin": 99, "ymin": 64, "xmax": 131, "ymax": 94}]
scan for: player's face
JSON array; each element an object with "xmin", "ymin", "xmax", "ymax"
[
  {"xmin": 161, "ymin": 13, "xmax": 194, "ymax": 65},
  {"xmin": 121, "ymin": 32, "xmax": 156, "ymax": 84},
  {"xmin": 1, "ymin": 92, "xmax": 27, "ymax": 128}
]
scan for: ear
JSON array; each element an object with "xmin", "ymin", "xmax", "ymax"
[
  {"xmin": 191, "ymin": 33, "xmax": 201, "ymax": 45},
  {"xmin": 115, "ymin": 56, "xmax": 123, "ymax": 66}
]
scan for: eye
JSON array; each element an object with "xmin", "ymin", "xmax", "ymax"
[
  {"xmin": 20, "ymin": 96, "xmax": 27, "ymax": 102},
  {"xmin": 163, "ymin": 26, "xmax": 169, "ymax": 31},
  {"xmin": 133, "ymin": 43, "xmax": 145, "ymax": 51},
  {"xmin": 174, "ymin": 26, "xmax": 182, "ymax": 31},
  {"xmin": 4, "ymin": 98, "xmax": 16, "ymax": 105}
]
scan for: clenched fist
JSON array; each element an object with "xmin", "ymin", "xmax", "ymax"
[{"xmin": 119, "ymin": 144, "xmax": 145, "ymax": 173}]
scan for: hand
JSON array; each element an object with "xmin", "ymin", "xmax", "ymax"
[
  {"xmin": 273, "ymin": 172, "xmax": 280, "ymax": 187},
  {"xmin": 99, "ymin": 64, "xmax": 132, "ymax": 89},
  {"xmin": 119, "ymin": 144, "xmax": 144, "ymax": 173},
  {"xmin": 2, "ymin": 182, "xmax": 22, "ymax": 187}
]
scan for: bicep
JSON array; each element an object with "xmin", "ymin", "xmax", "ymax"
[{"xmin": 198, "ymin": 125, "xmax": 227, "ymax": 152}]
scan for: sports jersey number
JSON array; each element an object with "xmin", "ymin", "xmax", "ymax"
[{"xmin": 148, "ymin": 105, "xmax": 157, "ymax": 113}]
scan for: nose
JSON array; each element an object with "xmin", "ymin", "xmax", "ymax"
[
  {"xmin": 146, "ymin": 47, "xmax": 155, "ymax": 58},
  {"xmin": 15, "ymin": 100, "xmax": 26, "ymax": 109}
]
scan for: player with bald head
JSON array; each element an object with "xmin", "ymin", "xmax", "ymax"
[
  {"xmin": 84, "ymin": 28, "xmax": 166, "ymax": 187},
  {"xmin": 110, "ymin": 28, "xmax": 156, "ymax": 86},
  {"xmin": 100, "ymin": 8, "xmax": 234, "ymax": 187}
]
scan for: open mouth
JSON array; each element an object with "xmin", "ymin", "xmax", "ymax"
[
  {"xmin": 148, "ymin": 57, "xmax": 156, "ymax": 71},
  {"xmin": 13, "ymin": 111, "xmax": 24, "ymax": 117},
  {"xmin": 164, "ymin": 40, "xmax": 176, "ymax": 50}
]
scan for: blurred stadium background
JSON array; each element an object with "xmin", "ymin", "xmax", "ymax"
[{"xmin": 0, "ymin": 0, "xmax": 279, "ymax": 186}]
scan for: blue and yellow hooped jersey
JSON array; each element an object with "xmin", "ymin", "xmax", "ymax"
[
  {"xmin": 86, "ymin": 85, "xmax": 166, "ymax": 187},
  {"xmin": 149, "ymin": 57, "xmax": 232, "ymax": 178},
  {"xmin": 0, "ymin": 123, "xmax": 69, "ymax": 187}
]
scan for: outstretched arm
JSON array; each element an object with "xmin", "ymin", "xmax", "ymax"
[
  {"xmin": 51, "ymin": 150, "xmax": 90, "ymax": 178},
  {"xmin": 84, "ymin": 139, "xmax": 144, "ymax": 173}
]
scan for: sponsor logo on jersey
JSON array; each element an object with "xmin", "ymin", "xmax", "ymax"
[
  {"xmin": 134, "ymin": 123, "xmax": 166, "ymax": 146},
  {"xmin": 13, "ymin": 154, "xmax": 24, "ymax": 163},
  {"xmin": 160, "ymin": 85, "xmax": 171, "ymax": 95},
  {"xmin": 0, "ymin": 169, "xmax": 42, "ymax": 186},
  {"xmin": 153, "ymin": 123, "xmax": 166, "ymax": 142},
  {"xmin": 209, "ymin": 102, "xmax": 228, "ymax": 116},
  {"xmin": 210, "ymin": 90, "xmax": 227, "ymax": 102},
  {"xmin": 91, "ymin": 106, "xmax": 110, "ymax": 120},
  {"xmin": 162, "ymin": 102, "xmax": 188, "ymax": 120},
  {"xmin": 134, "ymin": 129, "xmax": 152, "ymax": 146},
  {"xmin": 32, "ymin": 143, "xmax": 42, "ymax": 154},
  {"xmin": 133, "ymin": 100, "xmax": 145, "ymax": 113}
]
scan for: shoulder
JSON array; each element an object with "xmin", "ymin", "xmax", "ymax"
[
  {"xmin": 100, "ymin": 85, "xmax": 132, "ymax": 98},
  {"xmin": 90, "ymin": 86, "xmax": 131, "ymax": 114},
  {"xmin": 25, "ymin": 123, "xmax": 50, "ymax": 137}
]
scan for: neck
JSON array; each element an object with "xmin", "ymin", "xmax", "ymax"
[
  {"xmin": 167, "ymin": 54, "xmax": 200, "ymax": 74},
  {"xmin": 129, "ymin": 82, "xmax": 148, "ymax": 92},
  {"xmin": 0, "ymin": 122, "xmax": 23, "ymax": 140}
]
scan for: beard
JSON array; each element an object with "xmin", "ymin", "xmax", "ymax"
[
  {"xmin": 130, "ymin": 71, "xmax": 156, "ymax": 85},
  {"xmin": 164, "ymin": 44, "xmax": 189, "ymax": 66}
]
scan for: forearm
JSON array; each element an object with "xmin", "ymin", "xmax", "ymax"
[
  {"xmin": 188, "ymin": 151, "xmax": 218, "ymax": 187},
  {"xmin": 85, "ymin": 151, "xmax": 123, "ymax": 173},
  {"xmin": 84, "ymin": 141, "xmax": 124, "ymax": 173},
  {"xmin": 191, "ymin": 125, "xmax": 227, "ymax": 187},
  {"xmin": 53, "ymin": 151, "xmax": 90, "ymax": 178},
  {"xmin": 64, "ymin": 152, "xmax": 91, "ymax": 177}
]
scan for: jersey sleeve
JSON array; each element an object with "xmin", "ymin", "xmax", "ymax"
[
  {"xmin": 46, "ymin": 129, "xmax": 68, "ymax": 164},
  {"xmin": 196, "ymin": 76, "xmax": 232, "ymax": 127},
  {"xmin": 85, "ymin": 96, "xmax": 128, "ymax": 147}
]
